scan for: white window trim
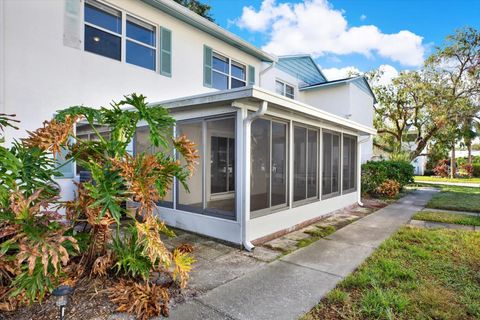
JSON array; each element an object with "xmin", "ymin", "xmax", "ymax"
[
  {"xmin": 212, "ymin": 50, "xmax": 247, "ymax": 90},
  {"xmin": 83, "ymin": 0, "xmax": 160, "ymax": 73},
  {"xmin": 275, "ymin": 79, "xmax": 295, "ymax": 99}
]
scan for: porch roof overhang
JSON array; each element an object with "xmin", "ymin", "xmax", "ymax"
[{"xmin": 153, "ymin": 86, "xmax": 377, "ymax": 136}]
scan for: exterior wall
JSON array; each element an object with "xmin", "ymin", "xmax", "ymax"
[
  {"xmin": 300, "ymin": 83, "xmax": 374, "ymax": 162},
  {"xmin": 260, "ymin": 64, "xmax": 302, "ymax": 99},
  {"xmin": 1, "ymin": 0, "xmax": 262, "ymax": 143},
  {"xmin": 248, "ymin": 192, "xmax": 357, "ymax": 241}
]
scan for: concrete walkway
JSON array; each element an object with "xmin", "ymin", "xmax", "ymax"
[
  {"xmin": 415, "ymin": 180, "xmax": 480, "ymax": 188},
  {"xmin": 410, "ymin": 219, "xmax": 480, "ymax": 231},
  {"xmin": 165, "ymin": 188, "xmax": 437, "ymax": 320}
]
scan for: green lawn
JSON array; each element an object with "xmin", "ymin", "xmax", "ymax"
[
  {"xmin": 302, "ymin": 227, "xmax": 480, "ymax": 320},
  {"xmin": 426, "ymin": 185, "xmax": 480, "ymax": 213},
  {"xmin": 415, "ymin": 175, "xmax": 480, "ymax": 184},
  {"xmin": 413, "ymin": 210, "xmax": 480, "ymax": 226}
]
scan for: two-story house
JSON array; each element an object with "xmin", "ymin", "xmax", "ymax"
[{"xmin": 0, "ymin": 0, "xmax": 376, "ymax": 249}]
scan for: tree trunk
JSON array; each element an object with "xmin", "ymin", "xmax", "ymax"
[
  {"xmin": 467, "ymin": 142, "xmax": 472, "ymax": 166},
  {"xmin": 450, "ymin": 145, "xmax": 456, "ymax": 179}
]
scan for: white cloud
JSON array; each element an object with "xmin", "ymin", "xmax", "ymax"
[
  {"xmin": 360, "ymin": 14, "xmax": 367, "ymax": 21},
  {"xmin": 375, "ymin": 64, "xmax": 399, "ymax": 85},
  {"xmin": 322, "ymin": 66, "xmax": 361, "ymax": 80},
  {"xmin": 237, "ymin": 0, "xmax": 425, "ymax": 66},
  {"xmin": 321, "ymin": 64, "xmax": 399, "ymax": 85}
]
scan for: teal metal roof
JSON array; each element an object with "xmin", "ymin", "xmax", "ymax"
[
  {"xmin": 141, "ymin": 0, "xmax": 275, "ymax": 62},
  {"xmin": 300, "ymin": 76, "xmax": 377, "ymax": 103},
  {"xmin": 276, "ymin": 55, "xmax": 327, "ymax": 86}
]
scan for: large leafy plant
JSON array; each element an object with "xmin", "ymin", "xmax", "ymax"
[
  {"xmin": 0, "ymin": 114, "xmax": 79, "ymax": 309},
  {"xmin": 57, "ymin": 94, "xmax": 197, "ymax": 318}
]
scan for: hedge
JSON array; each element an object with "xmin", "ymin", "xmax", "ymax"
[{"xmin": 361, "ymin": 160, "xmax": 414, "ymax": 195}]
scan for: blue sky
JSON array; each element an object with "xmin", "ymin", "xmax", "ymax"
[{"xmin": 205, "ymin": 0, "xmax": 479, "ymax": 79}]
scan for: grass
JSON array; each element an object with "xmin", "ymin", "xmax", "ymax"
[
  {"xmin": 415, "ymin": 175, "xmax": 480, "ymax": 184},
  {"xmin": 302, "ymin": 227, "xmax": 480, "ymax": 320},
  {"xmin": 297, "ymin": 225, "xmax": 337, "ymax": 248},
  {"xmin": 425, "ymin": 184, "xmax": 480, "ymax": 213},
  {"xmin": 413, "ymin": 210, "xmax": 480, "ymax": 226}
]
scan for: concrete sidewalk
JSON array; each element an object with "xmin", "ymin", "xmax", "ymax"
[
  {"xmin": 415, "ymin": 180, "xmax": 480, "ymax": 188},
  {"xmin": 166, "ymin": 189, "xmax": 437, "ymax": 320}
]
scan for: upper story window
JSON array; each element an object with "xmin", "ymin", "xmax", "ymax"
[
  {"xmin": 212, "ymin": 52, "xmax": 246, "ymax": 90},
  {"xmin": 84, "ymin": 0, "xmax": 157, "ymax": 71},
  {"xmin": 275, "ymin": 80, "xmax": 295, "ymax": 99}
]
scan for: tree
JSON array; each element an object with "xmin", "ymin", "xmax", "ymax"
[
  {"xmin": 174, "ymin": 0, "xmax": 214, "ymax": 21},
  {"xmin": 371, "ymin": 27, "xmax": 480, "ymax": 166}
]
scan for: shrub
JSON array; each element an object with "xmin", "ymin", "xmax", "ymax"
[
  {"xmin": 459, "ymin": 164, "xmax": 473, "ymax": 178},
  {"xmin": 473, "ymin": 164, "xmax": 480, "ymax": 177},
  {"xmin": 376, "ymin": 179, "xmax": 401, "ymax": 198},
  {"xmin": 433, "ymin": 159, "xmax": 449, "ymax": 177},
  {"xmin": 361, "ymin": 160, "xmax": 414, "ymax": 195}
]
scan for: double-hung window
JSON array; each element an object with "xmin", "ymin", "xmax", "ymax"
[
  {"xmin": 126, "ymin": 15, "xmax": 156, "ymax": 71},
  {"xmin": 275, "ymin": 80, "xmax": 295, "ymax": 99},
  {"xmin": 84, "ymin": 0, "xmax": 122, "ymax": 61},
  {"xmin": 212, "ymin": 52, "xmax": 246, "ymax": 90},
  {"xmin": 84, "ymin": 0, "xmax": 158, "ymax": 72}
]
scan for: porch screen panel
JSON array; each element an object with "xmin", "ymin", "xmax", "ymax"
[
  {"xmin": 342, "ymin": 135, "xmax": 357, "ymax": 192},
  {"xmin": 322, "ymin": 132, "xmax": 332, "ymax": 195},
  {"xmin": 307, "ymin": 129, "xmax": 318, "ymax": 198},
  {"xmin": 251, "ymin": 119, "xmax": 271, "ymax": 211},
  {"xmin": 332, "ymin": 134, "xmax": 340, "ymax": 193},
  {"xmin": 206, "ymin": 118, "xmax": 235, "ymax": 218},
  {"xmin": 271, "ymin": 122, "xmax": 287, "ymax": 207},
  {"xmin": 293, "ymin": 126, "xmax": 307, "ymax": 202},
  {"xmin": 134, "ymin": 126, "xmax": 174, "ymax": 207},
  {"xmin": 177, "ymin": 122, "xmax": 204, "ymax": 212}
]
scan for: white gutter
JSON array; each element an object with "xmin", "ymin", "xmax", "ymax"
[
  {"xmin": 240, "ymin": 100, "xmax": 268, "ymax": 251},
  {"xmin": 357, "ymin": 135, "xmax": 371, "ymax": 206}
]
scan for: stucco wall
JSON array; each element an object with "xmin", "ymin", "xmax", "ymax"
[
  {"xmin": 260, "ymin": 64, "xmax": 302, "ymax": 99},
  {"xmin": 1, "ymin": 0, "xmax": 262, "ymax": 143}
]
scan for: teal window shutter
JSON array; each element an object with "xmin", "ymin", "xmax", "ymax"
[
  {"xmin": 160, "ymin": 27, "xmax": 172, "ymax": 77},
  {"xmin": 248, "ymin": 65, "xmax": 255, "ymax": 86},
  {"xmin": 203, "ymin": 45, "xmax": 212, "ymax": 87}
]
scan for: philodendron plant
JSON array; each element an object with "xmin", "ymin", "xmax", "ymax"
[{"xmin": 55, "ymin": 93, "xmax": 198, "ymax": 318}]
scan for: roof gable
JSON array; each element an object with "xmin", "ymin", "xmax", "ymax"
[
  {"xmin": 300, "ymin": 76, "xmax": 377, "ymax": 103},
  {"xmin": 276, "ymin": 55, "xmax": 327, "ymax": 86}
]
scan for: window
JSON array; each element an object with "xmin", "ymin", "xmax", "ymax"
[
  {"xmin": 176, "ymin": 117, "xmax": 236, "ymax": 219},
  {"xmin": 342, "ymin": 135, "xmax": 357, "ymax": 192},
  {"xmin": 212, "ymin": 52, "xmax": 246, "ymax": 90},
  {"xmin": 84, "ymin": 0, "xmax": 122, "ymax": 61},
  {"xmin": 275, "ymin": 80, "xmax": 295, "ymax": 99},
  {"xmin": 322, "ymin": 131, "xmax": 341, "ymax": 197},
  {"xmin": 251, "ymin": 118, "xmax": 288, "ymax": 215},
  {"xmin": 84, "ymin": 0, "xmax": 159, "ymax": 72},
  {"xmin": 293, "ymin": 126, "xmax": 318, "ymax": 202},
  {"xmin": 126, "ymin": 15, "xmax": 156, "ymax": 71}
]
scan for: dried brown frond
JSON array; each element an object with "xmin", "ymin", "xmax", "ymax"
[
  {"xmin": 135, "ymin": 216, "xmax": 172, "ymax": 272},
  {"xmin": 172, "ymin": 247, "xmax": 195, "ymax": 289},
  {"xmin": 0, "ymin": 286, "xmax": 23, "ymax": 312},
  {"xmin": 173, "ymin": 135, "xmax": 199, "ymax": 175},
  {"xmin": 176, "ymin": 243, "xmax": 194, "ymax": 254},
  {"xmin": 22, "ymin": 115, "xmax": 77, "ymax": 157},
  {"xmin": 112, "ymin": 154, "xmax": 163, "ymax": 217},
  {"xmin": 91, "ymin": 251, "xmax": 114, "ymax": 277},
  {"xmin": 108, "ymin": 279, "xmax": 170, "ymax": 319}
]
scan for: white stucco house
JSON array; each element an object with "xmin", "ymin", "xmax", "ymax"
[{"xmin": 0, "ymin": 0, "xmax": 376, "ymax": 249}]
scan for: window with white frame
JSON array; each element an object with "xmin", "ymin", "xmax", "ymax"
[
  {"xmin": 212, "ymin": 52, "xmax": 246, "ymax": 90},
  {"xmin": 275, "ymin": 80, "xmax": 295, "ymax": 99},
  {"xmin": 84, "ymin": 0, "xmax": 157, "ymax": 71},
  {"xmin": 322, "ymin": 130, "xmax": 341, "ymax": 197},
  {"xmin": 293, "ymin": 126, "xmax": 318, "ymax": 202}
]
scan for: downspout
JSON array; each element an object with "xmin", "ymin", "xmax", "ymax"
[
  {"xmin": 357, "ymin": 135, "xmax": 371, "ymax": 207},
  {"xmin": 258, "ymin": 62, "xmax": 275, "ymax": 87},
  {"xmin": 242, "ymin": 100, "xmax": 268, "ymax": 251}
]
